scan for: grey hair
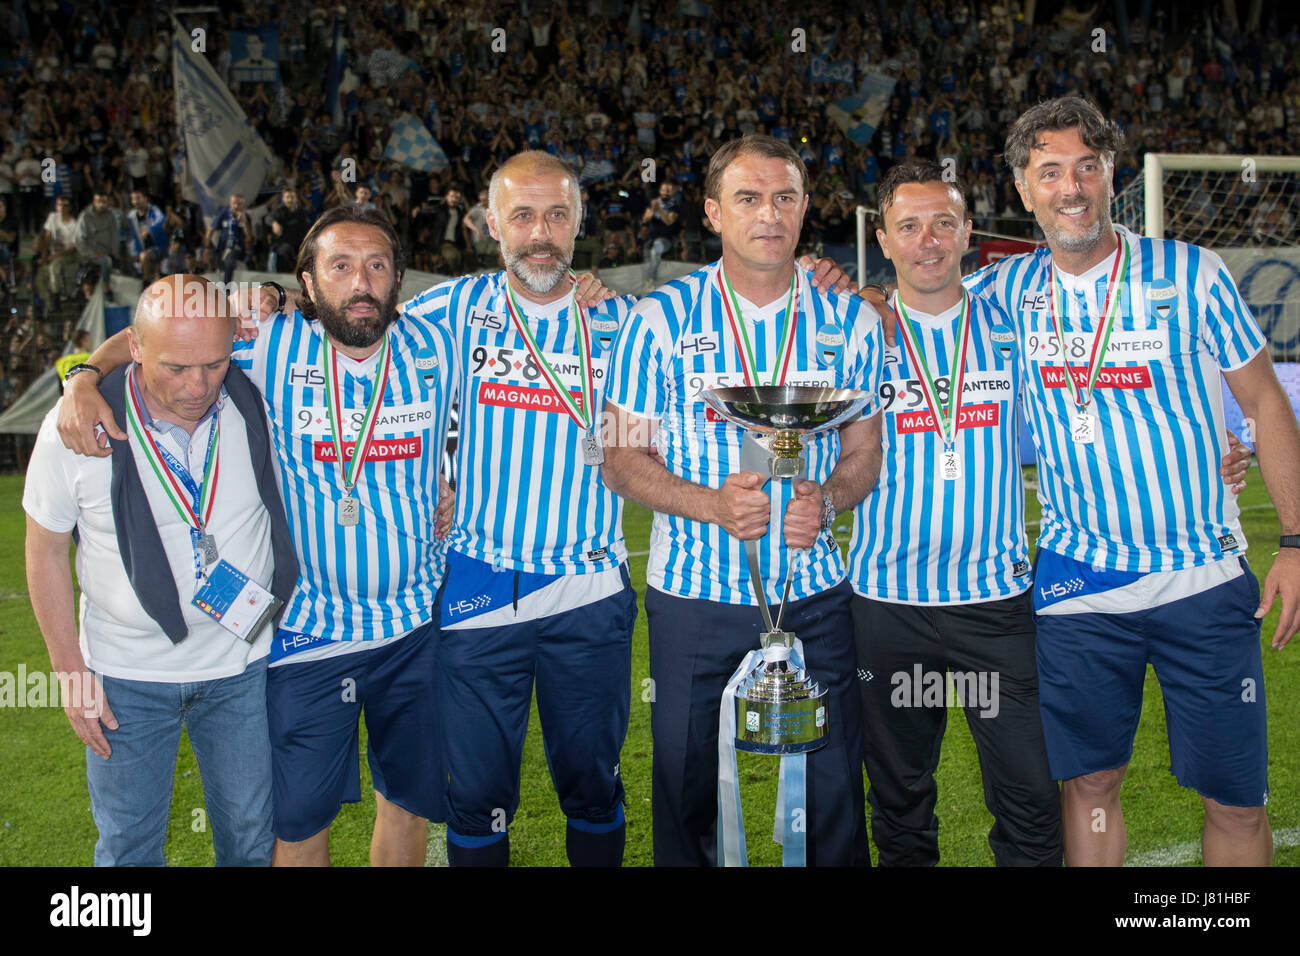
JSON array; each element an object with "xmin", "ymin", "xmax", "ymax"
[
  {"xmin": 487, "ymin": 151, "xmax": 582, "ymax": 224},
  {"xmin": 1004, "ymin": 96, "xmax": 1126, "ymax": 183}
]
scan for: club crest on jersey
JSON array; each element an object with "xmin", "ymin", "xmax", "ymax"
[
  {"xmin": 414, "ymin": 349, "xmax": 439, "ymax": 390},
  {"xmin": 590, "ymin": 316, "xmax": 619, "ymax": 353},
  {"xmin": 1146, "ymin": 279, "xmax": 1178, "ymax": 320},
  {"xmin": 815, "ymin": 324, "xmax": 845, "ymax": 367},
  {"xmin": 990, "ymin": 324, "xmax": 1016, "ymax": 361}
]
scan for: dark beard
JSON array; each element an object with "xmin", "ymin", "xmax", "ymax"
[{"xmin": 313, "ymin": 286, "xmax": 400, "ymax": 348}]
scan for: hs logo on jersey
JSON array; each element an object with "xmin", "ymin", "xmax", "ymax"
[
  {"xmin": 1020, "ymin": 291, "xmax": 1048, "ymax": 312},
  {"xmin": 468, "ymin": 308, "xmax": 506, "ymax": 331},
  {"xmin": 681, "ymin": 333, "xmax": 718, "ymax": 356},
  {"xmin": 287, "ymin": 363, "xmax": 326, "ymax": 388}
]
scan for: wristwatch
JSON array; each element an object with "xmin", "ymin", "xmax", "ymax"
[
  {"xmin": 63, "ymin": 363, "xmax": 102, "ymax": 384},
  {"xmin": 1280, "ymin": 535, "xmax": 1300, "ymax": 549},
  {"xmin": 259, "ymin": 280, "xmax": 287, "ymax": 314},
  {"xmin": 820, "ymin": 492, "xmax": 837, "ymax": 531}
]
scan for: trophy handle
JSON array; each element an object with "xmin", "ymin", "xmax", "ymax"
[{"xmin": 739, "ymin": 433, "xmax": 806, "ymax": 638}]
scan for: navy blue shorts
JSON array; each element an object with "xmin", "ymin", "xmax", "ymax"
[
  {"xmin": 1034, "ymin": 561, "xmax": 1268, "ymax": 807},
  {"xmin": 436, "ymin": 567, "xmax": 636, "ymax": 840},
  {"xmin": 266, "ymin": 619, "xmax": 445, "ymax": 842}
]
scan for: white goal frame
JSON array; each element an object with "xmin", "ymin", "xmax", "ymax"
[{"xmin": 1143, "ymin": 153, "xmax": 1300, "ymax": 240}]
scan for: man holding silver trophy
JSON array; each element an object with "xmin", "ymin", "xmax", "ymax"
[{"xmin": 603, "ymin": 135, "xmax": 883, "ymax": 866}]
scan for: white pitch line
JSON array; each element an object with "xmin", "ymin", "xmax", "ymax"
[
  {"xmin": 1126, "ymin": 825, "xmax": 1300, "ymax": 866},
  {"xmin": 0, "ymin": 592, "xmax": 27, "ymax": 600}
]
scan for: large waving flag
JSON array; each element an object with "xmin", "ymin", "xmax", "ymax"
[
  {"xmin": 826, "ymin": 70, "xmax": 896, "ymax": 147},
  {"xmin": 172, "ymin": 17, "xmax": 274, "ymax": 220},
  {"xmin": 383, "ymin": 114, "xmax": 449, "ymax": 172}
]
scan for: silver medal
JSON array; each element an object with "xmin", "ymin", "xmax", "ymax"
[
  {"xmin": 338, "ymin": 495, "xmax": 361, "ymax": 527},
  {"xmin": 583, "ymin": 430, "xmax": 604, "ymax": 466},
  {"xmin": 1072, "ymin": 410, "xmax": 1096, "ymax": 445},
  {"xmin": 197, "ymin": 533, "xmax": 219, "ymax": 566},
  {"xmin": 940, "ymin": 448, "xmax": 961, "ymax": 481}
]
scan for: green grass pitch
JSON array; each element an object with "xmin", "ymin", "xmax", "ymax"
[{"xmin": 0, "ymin": 468, "xmax": 1295, "ymax": 866}]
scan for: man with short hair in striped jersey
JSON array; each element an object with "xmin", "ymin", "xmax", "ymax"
[
  {"xmin": 868, "ymin": 96, "xmax": 1300, "ymax": 866},
  {"xmin": 56, "ymin": 206, "xmax": 457, "ymax": 867},
  {"xmin": 602, "ymin": 135, "xmax": 883, "ymax": 866},
  {"xmin": 849, "ymin": 159, "xmax": 1060, "ymax": 866},
  {"xmin": 402, "ymin": 151, "xmax": 641, "ymax": 867}
]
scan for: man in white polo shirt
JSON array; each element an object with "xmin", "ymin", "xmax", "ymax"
[{"xmin": 24, "ymin": 274, "xmax": 297, "ymax": 866}]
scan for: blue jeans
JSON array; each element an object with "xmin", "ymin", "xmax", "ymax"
[{"xmin": 86, "ymin": 658, "xmax": 273, "ymax": 866}]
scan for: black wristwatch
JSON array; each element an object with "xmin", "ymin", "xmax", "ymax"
[
  {"xmin": 63, "ymin": 362, "xmax": 102, "ymax": 384},
  {"xmin": 259, "ymin": 280, "xmax": 287, "ymax": 314},
  {"xmin": 1280, "ymin": 535, "xmax": 1300, "ymax": 549}
]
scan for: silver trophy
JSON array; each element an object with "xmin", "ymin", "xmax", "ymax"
[{"xmin": 703, "ymin": 385, "xmax": 872, "ymax": 754}]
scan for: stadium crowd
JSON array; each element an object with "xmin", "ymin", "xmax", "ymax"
[{"xmin": 0, "ymin": 0, "xmax": 1296, "ymax": 422}]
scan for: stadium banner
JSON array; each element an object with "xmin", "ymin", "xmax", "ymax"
[
  {"xmin": 808, "ymin": 56, "xmax": 854, "ymax": 85},
  {"xmin": 979, "ymin": 238, "xmax": 1039, "ymax": 266},
  {"xmin": 172, "ymin": 18, "xmax": 274, "ymax": 222},
  {"xmin": 230, "ymin": 30, "xmax": 281, "ymax": 85},
  {"xmin": 1216, "ymin": 248, "xmax": 1300, "ymax": 357}
]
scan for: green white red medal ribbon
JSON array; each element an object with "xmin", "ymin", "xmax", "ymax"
[
  {"xmin": 502, "ymin": 270, "xmax": 595, "ymax": 431},
  {"xmin": 717, "ymin": 265, "xmax": 800, "ymax": 386},
  {"xmin": 321, "ymin": 333, "xmax": 391, "ymax": 493},
  {"xmin": 894, "ymin": 290, "xmax": 972, "ymax": 448},
  {"xmin": 124, "ymin": 364, "xmax": 220, "ymax": 533},
  {"xmin": 1048, "ymin": 232, "xmax": 1131, "ymax": 410}
]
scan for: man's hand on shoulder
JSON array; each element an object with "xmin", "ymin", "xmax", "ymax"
[
  {"xmin": 857, "ymin": 283, "xmax": 897, "ymax": 346},
  {"xmin": 798, "ymin": 255, "xmax": 856, "ymax": 295},
  {"xmin": 230, "ymin": 283, "xmax": 299, "ymax": 341},
  {"xmin": 573, "ymin": 272, "xmax": 617, "ymax": 307},
  {"xmin": 57, "ymin": 372, "xmax": 123, "ymax": 457}
]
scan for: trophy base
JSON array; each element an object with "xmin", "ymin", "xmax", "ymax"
[{"xmin": 734, "ymin": 639, "xmax": 828, "ymax": 755}]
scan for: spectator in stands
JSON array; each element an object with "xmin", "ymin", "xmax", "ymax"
[
  {"xmin": 464, "ymin": 188, "xmax": 496, "ymax": 265},
  {"xmin": 641, "ymin": 179, "xmax": 680, "ymax": 291},
  {"xmin": 15, "ymin": 145, "xmax": 43, "ymax": 237},
  {"xmin": 208, "ymin": 192, "xmax": 251, "ymax": 284},
  {"xmin": 75, "ymin": 189, "xmax": 120, "ymax": 294},
  {"xmin": 0, "ymin": 195, "xmax": 17, "ymax": 291},
  {"xmin": 38, "ymin": 197, "xmax": 81, "ymax": 306},
  {"xmin": 267, "ymin": 187, "xmax": 313, "ymax": 273},
  {"xmin": 126, "ymin": 190, "xmax": 167, "ymax": 284}
]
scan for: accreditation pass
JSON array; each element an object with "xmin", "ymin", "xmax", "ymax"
[{"xmin": 192, "ymin": 561, "xmax": 281, "ymax": 643}]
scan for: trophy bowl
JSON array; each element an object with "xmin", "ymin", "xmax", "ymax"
[{"xmin": 702, "ymin": 385, "xmax": 871, "ymax": 434}]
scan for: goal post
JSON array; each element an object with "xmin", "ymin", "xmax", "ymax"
[{"xmin": 1133, "ymin": 153, "xmax": 1300, "ymax": 242}]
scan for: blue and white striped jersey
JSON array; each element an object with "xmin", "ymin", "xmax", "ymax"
[
  {"xmin": 848, "ymin": 292, "xmax": 1029, "ymax": 604},
  {"xmin": 402, "ymin": 272, "xmax": 636, "ymax": 575},
  {"xmin": 231, "ymin": 308, "xmax": 455, "ymax": 641},
  {"xmin": 966, "ymin": 224, "xmax": 1264, "ymax": 572},
  {"xmin": 605, "ymin": 261, "xmax": 884, "ymax": 605}
]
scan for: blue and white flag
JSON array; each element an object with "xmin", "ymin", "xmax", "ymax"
[
  {"xmin": 383, "ymin": 114, "xmax": 449, "ymax": 172},
  {"xmin": 826, "ymin": 70, "xmax": 896, "ymax": 146},
  {"xmin": 172, "ymin": 17, "xmax": 273, "ymax": 221}
]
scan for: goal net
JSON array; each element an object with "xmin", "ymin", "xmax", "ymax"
[{"xmin": 1113, "ymin": 154, "xmax": 1300, "ymax": 359}]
